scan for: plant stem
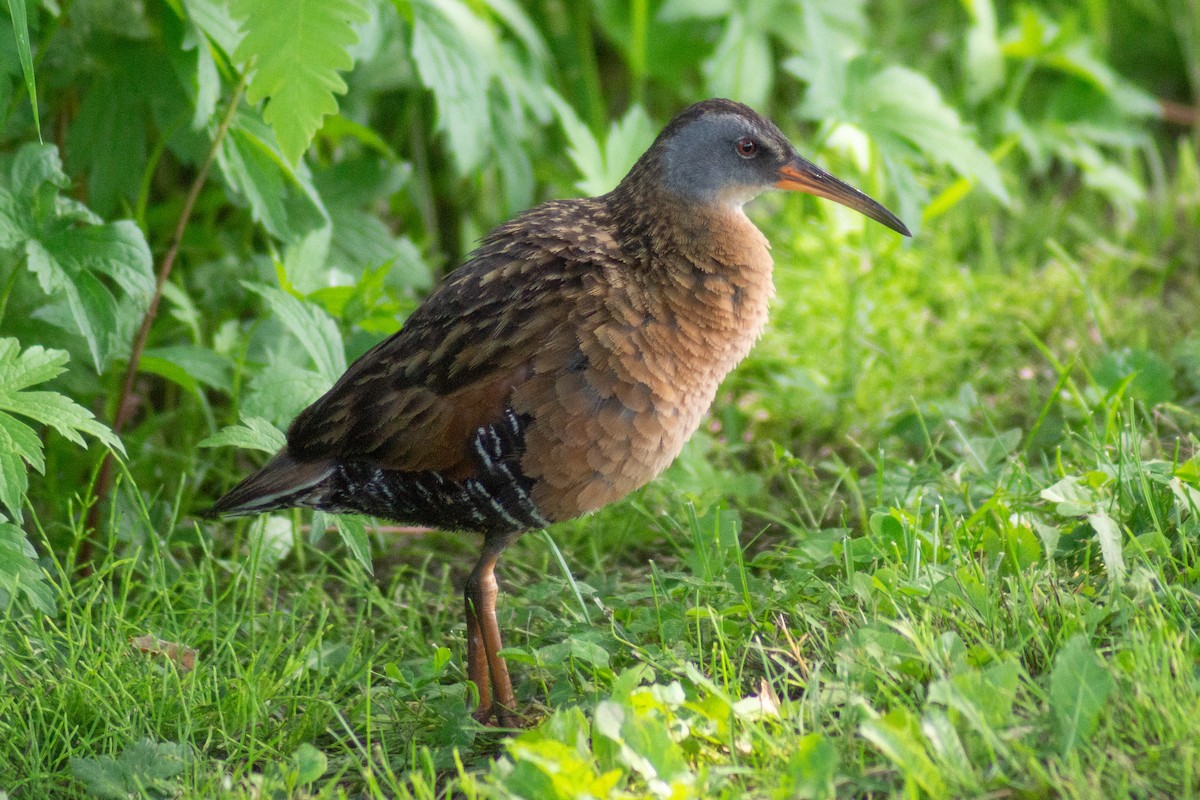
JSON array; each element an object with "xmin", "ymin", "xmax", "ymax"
[
  {"xmin": 83, "ymin": 76, "xmax": 247, "ymax": 547},
  {"xmin": 568, "ymin": 1, "xmax": 605, "ymax": 130},
  {"xmin": 629, "ymin": 0, "xmax": 648, "ymax": 104}
]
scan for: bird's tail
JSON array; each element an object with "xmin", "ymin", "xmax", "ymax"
[{"xmin": 209, "ymin": 450, "xmax": 337, "ymax": 517}]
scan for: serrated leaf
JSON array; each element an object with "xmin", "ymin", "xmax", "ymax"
[
  {"xmin": 71, "ymin": 739, "xmax": 191, "ymax": 800},
  {"xmin": 232, "ymin": 0, "xmax": 369, "ymax": 164},
  {"xmin": 184, "ymin": 0, "xmax": 243, "ymax": 59},
  {"xmin": 0, "ymin": 518, "xmax": 55, "ymax": 614},
  {"xmin": 312, "ymin": 510, "xmax": 372, "ymax": 573},
  {"xmin": 243, "ymin": 361, "xmax": 330, "ymax": 425},
  {"xmin": 409, "ymin": 0, "xmax": 499, "ymax": 175},
  {"xmin": 1087, "ymin": 511, "xmax": 1125, "ymax": 583},
  {"xmin": 0, "ymin": 412, "xmax": 44, "ymax": 472},
  {"xmin": 702, "ymin": 14, "xmax": 773, "ymax": 110},
  {"xmin": 548, "ymin": 94, "xmax": 655, "ymax": 196},
  {"xmin": 853, "ymin": 64, "xmax": 1007, "ymax": 202},
  {"xmin": 244, "ymin": 283, "xmax": 346, "ymax": 381},
  {"xmin": 0, "ymin": 143, "xmax": 154, "ymax": 369},
  {"xmin": 0, "ymin": 340, "xmax": 122, "ymax": 522},
  {"xmin": 1049, "ymin": 635, "xmax": 1115, "ymax": 754},
  {"xmin": 199, "ymin": 416, "xmax": 286, "ymax": 453},
  {"xmin": 216, "ymin": 110, "xmax": 330, "ymax": 242}
]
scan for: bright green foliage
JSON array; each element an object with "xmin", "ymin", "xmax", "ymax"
[
  {"xmin": 198, "ymin": 414, "xmax": 285, "ymax": 454},
  {"xmin": 0, "ymin": 144, "xmax": 153, "ymax": 371},
  {"xmin": 0, "ymin": 513, "xmax": 54, "ymax": 612},
  {"xmin": 548, "ymin": 95, "xmax": 657, "ymax": 196},
  {"xmin": 5, "ymin": 0, "xmax": 38, "ymax": 140},
  {"xmin": 0, "ymin": 0, "xmax": 1198, "ymax": 798},
  {"xmin": 232, "ymin": 0, "xmax": 370, "ymax": 165},
  {"xmin": 0, "ymin": 338, "xmax": 120, "ymax": 521},
  {"xmin": 70, "ymin": 739, "xmax": 192, "ymax": 800},
  {"xmin": 1049, "ymin": 635, "xmax": 1116, "ymax": 755},
  {"xmin": 215, "ymin": 110, "xmax": 329, "ymax": 242}
]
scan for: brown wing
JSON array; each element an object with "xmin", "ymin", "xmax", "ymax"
[{"xmin": 285, "ymin": 198, "xmax": 619, "ymax": 481}]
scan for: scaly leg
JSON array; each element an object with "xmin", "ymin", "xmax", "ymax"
[{"xmin": 465, "ymin": 541, "xmax": 517, "ymax": 726}]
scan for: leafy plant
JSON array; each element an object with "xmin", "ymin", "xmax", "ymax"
[
  {"xmin": 0, "ymin": 0, "xmax": 1196, "ymax": 797},
  {"xmin": 0, "ymin": 337, "xmax": 120, "ymax": 521},
  {"xmin": 0, "ymin": 144, "xmax": 152, "ymax": 371}
]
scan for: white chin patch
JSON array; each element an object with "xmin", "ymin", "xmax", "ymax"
[{"xmin": 720, "ymin": 185, "xmax": 760, "ymax": 209}]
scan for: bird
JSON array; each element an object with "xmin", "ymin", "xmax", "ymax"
[{"xmin": 211, "ymin": 98, "xmax": 910, "ymax": 727}]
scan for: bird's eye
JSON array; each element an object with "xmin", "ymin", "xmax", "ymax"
[{"xmin": 736, "ymin": 137, "xmax": 759, "ymax": 158}]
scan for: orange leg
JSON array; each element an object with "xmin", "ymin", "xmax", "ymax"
[{"xmin": 465, "ymin": 543, "xmax": 517, "ymax": 726}]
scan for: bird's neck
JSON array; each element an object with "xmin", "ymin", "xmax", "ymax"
[
  {"xmin": 604, "ymin": 172, "xmax": 776, "ymax": 371},
  {"xmin": 606, "ymin": 174, "xmax": 772, "ymax": 280}
]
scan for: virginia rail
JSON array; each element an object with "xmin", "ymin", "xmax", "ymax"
[{"xmin": 212, "ymin": 98, "xmax": 909, "ymax": 726}]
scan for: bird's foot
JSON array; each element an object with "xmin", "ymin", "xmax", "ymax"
[{"xmin": 472, "ymin": 703, "xmax": 521, "ymax": 729}]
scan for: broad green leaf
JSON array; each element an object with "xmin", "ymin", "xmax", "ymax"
[
  {"xmin": 963, "ymin": 0, "xmax": 1004, "ymax": 103},
  {"xmin": 71, "ymin": 739, "xmax": 192, "ymax": 800},
  {"xmin": 777, "ymin": 733, "xmax": 838, "ymax": 800},
  {"xmin": 702, "ymin": 14, "xmax": 773, "ymax": 110},
  {"xmin": 198, "ymin": 415, "xmax": 286, "ymax": 453},
  {"xmin": 0, "ymin": 516, "xmax": 55, "ymax": 614},
  {"xmin": 784, "ymin": 0, "xmax": 868, "ymax": 120},
  {"xmin": 244, "ymin": 283, "xmax": 346, "ymax": 382},
  {"xmin": 243, "ymin": 361, "xmax": 331, "ymax": 425},
  {"xmin": 860, "ymin": 708, "xmax": 946, "ymax": 797},
  {"xmin": 592, "ymin": 699, "xmax": 693, "ymax": 793},
  {"xmin": 0, "ymin": 412, "xmax": 43, "ymax": 471},
  {"xmin": 314, "ymin": 510, "xmax": 373, "ymax": 573},
  {"xmin": 141, "ymin": 344, "xmax": 234, "ymax": 395},
  {"xmin": 64, "ymin": 53, "xmax": 150, "ymax": 217},
  {"xmin": 1040, "ymin": 475, "xmax": 1095, "ymax": 516},
  {"xmin": 184, "ymin": 0, "xmax": 243, "ymax": 59},
  {"xmin": 1094, "ymin": 347, "xmax": 1174, "ymax": 405},
  {"xmin": 232, "ymin": 0, "xmax": 369, "ymax": 165},
  {"xmin": 849, "ymin": 64, "xmax": 1007, "ymax": 203},
  {"xmin": 177, "ymin": 15, "xmax": 222, "ymax": 130},
  {"xmin": 1049, "ymin": 635, "xmax": 1115, "ymax": 754},
  {"xmin": 658, "ymin": 0, "xmax": 732, "ymax": 21},
  {"xmin": 409, "ymin": 0, "xmax": 500, "ymax": 175},
  {"xmin": 499, "ymin": 709, "xmax": 623, "ymax": 800},
  {"xmin": 290, "ymin": 743, "xmax": 328, "ymax": 784},
  {"xmin": 215, "ymin": 110, "xmax": 330, "ymax": 242},
  {"xmin": 927, "ymin": 660, "xmax": 1020, "ymax": 751}
]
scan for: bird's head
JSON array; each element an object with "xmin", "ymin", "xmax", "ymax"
[{"xmin": 650, "ymin": 98, "xmax": 910, "ymax": 237}]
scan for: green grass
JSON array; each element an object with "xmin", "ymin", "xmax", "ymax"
[
  {"xmin": 4, "ymin": 168, "xmax": 1200, "ymax": 798},
  {"xmin": 3, "ymin": 0, "xmax": 1199, "ymax": 796}
]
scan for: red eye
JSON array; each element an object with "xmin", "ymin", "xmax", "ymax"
[{"xmin": 736, "ymin": 137, "xmax": 758, "ymax": 157}]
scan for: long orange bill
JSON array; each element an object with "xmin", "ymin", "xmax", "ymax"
[{"xmin": 777, "ymin": 157, "xmax": 911, "ymax": 237}]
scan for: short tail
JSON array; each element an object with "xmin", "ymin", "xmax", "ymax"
[{"xmin": 209, "ymin": 450, "xmax": 337, "ymax": 517}]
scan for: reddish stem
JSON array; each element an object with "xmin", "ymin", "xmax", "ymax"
[{"xmin": 83, "ymin": 78, "xmax": 247, "ymax": 553}]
